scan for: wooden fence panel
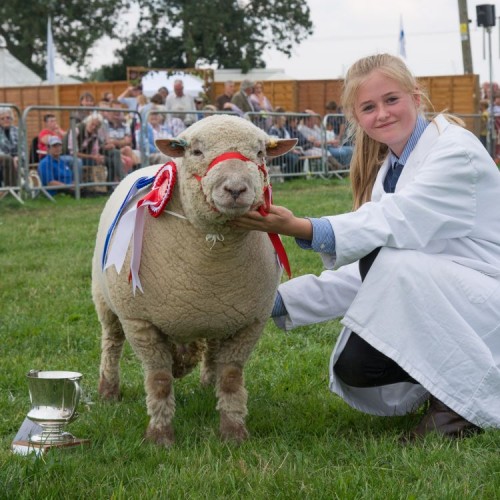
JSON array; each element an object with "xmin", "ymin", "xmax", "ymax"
[{"xmin": 0, "ymin": 73, "xmax": 481, "ymax": 137}]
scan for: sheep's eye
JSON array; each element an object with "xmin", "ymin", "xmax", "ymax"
[
  {"xmin": 192, "ymin": 149, "xmax": 203, "ymax": 156},
  {"xmin": 257, "ymin": 150, "xmax": 264, "ymax": 158}
]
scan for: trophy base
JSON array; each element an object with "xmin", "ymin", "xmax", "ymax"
[{"xmin": 11, "ymin": 418, "xmax": 89, "ymax": 456}]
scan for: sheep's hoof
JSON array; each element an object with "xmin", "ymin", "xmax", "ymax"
[
  {"xmin": 98, "ymin": 376, "xmax": 120, "ymax": 401},
  {"xmin": 145, "ymin": 423, "xmax": 175, "ymax": 447},
  {"xmin": 219, "ymin": 414, "xmax": 249, "ymax": 444}
]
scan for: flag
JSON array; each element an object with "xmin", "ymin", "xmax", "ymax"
[
  {"xmin": 399, "ymin": 15, "xmax": 406, "ymax": 59},
  {"xmin": 46, "ymin": 17, "xmax": 55, "ymax": 83}
]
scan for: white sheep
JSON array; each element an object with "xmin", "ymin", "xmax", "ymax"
[{"xmin": 92, "ymin": 114, "xmax": 296, "ymax": 446}]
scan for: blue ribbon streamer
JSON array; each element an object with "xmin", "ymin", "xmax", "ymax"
[{"xmin": 101, "ymin": 175, "xmax": 155, "ymax": 270}]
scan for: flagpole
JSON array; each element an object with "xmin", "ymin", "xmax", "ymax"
[
  {"xmin": 46, "ymin": 16, "xmax": 55, "ymax": 83},
  {"xmin": 399, "ymin": 15, "xmax": 406, "ymax": 59}
]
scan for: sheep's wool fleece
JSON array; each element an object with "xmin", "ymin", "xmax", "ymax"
[{"xmin": 92, "ymin": 115, "xmax": 282, "ymax": 345}]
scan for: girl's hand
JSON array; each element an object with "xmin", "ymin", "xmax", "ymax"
[{"xmin": 232, "ymin": 204, "xmax": 313, "ymax": 240}]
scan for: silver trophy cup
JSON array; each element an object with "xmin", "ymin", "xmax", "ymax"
[{"xmin": 26, "ymin": 370, "xmax": 83, "ymax": 444}]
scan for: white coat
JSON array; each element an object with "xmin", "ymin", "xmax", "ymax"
[{"xmin": 276, "ymin": 115, "xmax": 500, "ymax": 428}]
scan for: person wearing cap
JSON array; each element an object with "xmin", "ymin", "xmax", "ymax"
[{"xmin": 37, "ymin": 136, "xmax": 76, "ymax": 195}]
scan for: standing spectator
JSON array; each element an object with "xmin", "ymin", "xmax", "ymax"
[
  {"xmin": 165, "ymin": 79, "xmax": 196, "ymax": 125},
  {"xmin": 102, "ymin": 100, "xmax": 140, "ymax": 175},
  {"xmin": 118, "ymin": 84, "xmax": 144, "ymax": 111},
  {"xmin": 157, "ymin": 86, "xmax": 169, "ymax": 104},
  {"xmin": 37, "ymin": 136, "xmax": 76, "ymax": 195},
  {"xmin": 0, "ymin": 107, "xmax": 19, "ymax": 188},
  {"xmin": 216, "ymin": 81, "xmax": 235, "ymax": 111},
  {"xmin": 231, "ymin": 80, "xmax": 255, "ymax": 115}
]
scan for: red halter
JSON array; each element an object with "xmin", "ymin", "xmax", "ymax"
[{"xmin": 193, "ymin": 151, "xmax": 291, "ymax": 278}]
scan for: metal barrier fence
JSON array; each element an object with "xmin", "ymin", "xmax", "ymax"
[{"xmin": 0, "ymin": 105, "xmax": 486, "ymax": 203}]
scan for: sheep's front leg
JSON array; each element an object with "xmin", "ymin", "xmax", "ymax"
[
  {"xmin": 121, "ymin": 318, "xmax": 176, "ymax": 447},
  {"xmin": 214, "ymin": 321, "xmax": 264, "ymax": 443},
  {"xmin": 216, "ymin": 362, "xmax": 248, "ymax": 443}
]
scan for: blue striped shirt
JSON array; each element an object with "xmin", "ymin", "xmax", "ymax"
[{"xmin": 272, "ymin": 115, "xmax": 429, "ymax": 317}]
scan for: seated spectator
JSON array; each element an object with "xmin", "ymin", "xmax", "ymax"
[
  {"xmin": 165, "ymin": 79, "xmax": 196, "ymax": 125},
  {"xmin": 325, "ymin": 119, "xmax": 353, "ymax": 168},
  {"xmin": 102, "ymin": 100, "xmax": 140, "ymax": 175},
  {"xmin": 67, "ymin": 112, "xmax": 124, "ymax": 183},
  {"xmin": 203, "ymin": 104, "xmax": 218, "ymax": 116},
  {"xmin": 325, "ymin": 101, "xmax": 348, "ymax": 143},
  {"xmin": 250, "ymin": 81, "xmax": 273, "ymax": 112},
  {"xmin": 249, "ymin": 81, "xmax": 273, "ymax": 130},
  {"xmin": 298, "ymin": 110, "xmax": 343, "ymax": 169},
  {"xmin": 71, "ymin": 92, "xmax": 96, "ymax": 124},
  {"xmin": 194, "ymin": 96, "xmax": 205, "ymax": 120},
  {"xmin": 0, "ymin": 107, "xmax": 19, "ymax": 188},
  {"xmin": 37, "ymin": 136, "xmax": 77, "ymax": 195},
  {"xmin": 38, "ymin": 113, "xmax": 83, "ymax": 175},
  {"xmin": 216, "ymin": 81, "xmax": 235, "ymax": 111},
  {"xmin": 140, "ymin": 107, "xmax": 185, "ymax": 165},
  {"xmin": 140, "ymin": 93, "xmax": 166, "ymax": 122},
  {"xmin": 38, "ymin": 114, "xmax": 66, "ymax": 157},
  {"xmin": 267, "ymin": 109, "xmax": 300, "ymax": 174}
]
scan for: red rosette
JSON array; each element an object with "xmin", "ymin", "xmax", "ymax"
[{"xmin": 138, "ymin": 162, "xmax": 177, "ymax": 218}]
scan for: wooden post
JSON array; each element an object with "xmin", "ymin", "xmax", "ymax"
[{"xmin": 458, "ymin": 0, "xmax": 474, "ymax": 74}]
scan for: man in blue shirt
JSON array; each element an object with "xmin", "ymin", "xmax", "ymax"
[{"xmin": 38, "ymin": 136, "xmax": 75, "ymax": 195}]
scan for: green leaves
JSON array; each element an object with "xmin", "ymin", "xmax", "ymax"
[
  {"xmin": 103, "ymin": 0, "xmax": 312, "ymax": 76},
  {"xmin": 0, "ymin": 0, "xmax": 130, "ymax": 77}
]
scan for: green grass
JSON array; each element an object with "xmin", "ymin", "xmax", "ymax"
[{"xmin": 1, "ymin": 179, "xmax": 500, "ymax": 499}]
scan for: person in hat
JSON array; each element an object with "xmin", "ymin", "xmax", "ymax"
[{"xmin": 37, "ymin": 136, "xmax": 77, "ymax": 195}]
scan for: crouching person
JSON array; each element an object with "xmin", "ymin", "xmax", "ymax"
[
  {"xmin": 38, "ymin": 136, "xmax": 79, "ymax": 195},
  {"xmin": 233, "ymin": 53, "xmax": 500, "ymax": 441}
]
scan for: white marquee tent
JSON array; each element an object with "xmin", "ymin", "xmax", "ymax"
[{"xmin": 0, "ymin": 46, "xmax": 42, "ymax": 87}]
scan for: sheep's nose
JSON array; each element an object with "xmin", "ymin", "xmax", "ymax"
[{"xmin": 225, "ymin": 186, "xmax": 247, "ymax": 200}]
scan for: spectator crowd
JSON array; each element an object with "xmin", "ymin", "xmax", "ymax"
[{"xmin": 0, "ymin": 78, "xmax": 359, "ymax": 197}]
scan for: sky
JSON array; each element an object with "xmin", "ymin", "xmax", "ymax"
[{"xmin": 56, "ymin": 0, "xmax": 500, "ymax": 85}]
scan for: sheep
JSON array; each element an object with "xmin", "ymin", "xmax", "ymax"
[{"xmin": 92, "ymin": 114, "xmax": 297, "ymax": 447}]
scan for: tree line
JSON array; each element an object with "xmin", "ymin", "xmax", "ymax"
[{"xmin": 0, "ymin": 0, "xmax": 313, "ymax": 81}]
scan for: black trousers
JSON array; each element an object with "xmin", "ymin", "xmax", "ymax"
[{"xmin": 333, "ymin": 248, "xmax": 417, "ymax": 388}]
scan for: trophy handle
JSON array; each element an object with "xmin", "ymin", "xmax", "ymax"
[{"xmin": 66, "ymin": 377, "xmax": 82, "ymax": 421}]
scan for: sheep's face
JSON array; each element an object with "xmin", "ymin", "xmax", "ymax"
[{"xmin": 155, "ymin": 115, "xmax": 297, "ymax": 229}]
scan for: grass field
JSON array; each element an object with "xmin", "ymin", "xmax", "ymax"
[{"xmin": 1, "ymin": 179, "xmax": 500, "ymax": 499}]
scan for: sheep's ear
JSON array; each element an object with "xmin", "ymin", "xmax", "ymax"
[
  {"xmin": 265, "ymin": 138, "xmax": 298, "ymax": 158},
  {"xmin": 155, "ymin": 139, "xmax": 189, "ymax": 158}
]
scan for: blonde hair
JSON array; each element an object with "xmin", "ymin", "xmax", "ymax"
[{"xmin": 341, "ymin": 54, "xmax": 428, "ymax": 209}]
